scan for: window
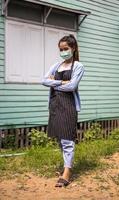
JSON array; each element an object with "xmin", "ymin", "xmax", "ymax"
[
  {"xmin": 46, "ymin": 8, "xmax": 77, "ymax": 30},
  {"xmin": 5, "ymin": 0, "xmax": 77, "ymax": 83},
  {"xmin": 8, "ymin": 0, "xmax": 43, "ymax": 23}
]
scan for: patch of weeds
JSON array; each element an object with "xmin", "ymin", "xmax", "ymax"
[
  {"xmin": 101, "ymin": 139, "xmax": 119, "ymax": 156},
  {"xmin": 109, "ymin": 128, "xmax": 119, "ymax": 141},
  {"xmin": 28, "ymin": 129, "xmax": 58, "ymax": 148},
  {"xmin": 2, "ymin": 134, "xmax": 16, "ymax": 149},
  {"xmin": 84, "ymin": 122, "xmax": 103, "ymax": 141}
]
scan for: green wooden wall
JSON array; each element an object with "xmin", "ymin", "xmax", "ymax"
[{"xmin": 0, "ymin": 0, "xmax": 119, "ymax": 129}]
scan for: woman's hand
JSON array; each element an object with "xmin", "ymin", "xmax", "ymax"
[
  {"xmin": 48, "ymin": 75, "xmax": 69, "ymax": 85},
  {"xmin": 62, "ymin": 81, "xmax": 70, "ymax": 85},
  {"xmin": 48, "ymin": 75, "xmax": 55, "ymax": 80}
]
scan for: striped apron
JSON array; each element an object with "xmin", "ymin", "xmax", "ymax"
[{"xmin": 48, "ymin": 65, "xmax": 77, "ymax": 141}]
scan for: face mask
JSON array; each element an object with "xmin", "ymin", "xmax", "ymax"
[{"xmin": 60, "ymin": 49, "xmax": 73, "ymax": 60}]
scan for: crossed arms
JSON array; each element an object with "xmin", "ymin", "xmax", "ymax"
[{"xmin": 41, "ymin": 63, "xmax": 84, "ymax": 92}]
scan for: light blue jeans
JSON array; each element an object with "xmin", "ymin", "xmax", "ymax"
[{"xmin": 60, "ymin": 139, "xmax": 75, "ymax": 168}]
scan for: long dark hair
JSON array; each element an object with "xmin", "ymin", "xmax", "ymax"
[{"xmin": 58, "ymin": 34, "xmax": 79, "ymax": 62}]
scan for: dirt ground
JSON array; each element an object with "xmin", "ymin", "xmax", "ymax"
[{"xmin": 0, "ymin": 152, "xmax": 119, "ymax": 200}]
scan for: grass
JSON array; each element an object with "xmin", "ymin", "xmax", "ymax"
[
  {"xmin": 0, "ymin": 138, "xmax": 119, "ymax": 179},
  {"xmin": 74, "ymin": 138, "xmax": 119, "ymax": 174}
]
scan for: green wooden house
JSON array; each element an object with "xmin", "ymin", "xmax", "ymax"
[{"xmin": 0, "ymin": 0, "xmax": 119, "ymax": 131}]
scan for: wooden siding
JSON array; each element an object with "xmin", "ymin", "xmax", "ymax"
[
  {"xmin": 77, "ymin": 0, "xmax": 119, "ymax": 121},
  {"xmin": 0, "ymin": 0, "xmax": 119, "ymax": 128}
]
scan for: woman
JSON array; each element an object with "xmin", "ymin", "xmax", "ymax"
[{"xmin": 41, "ymin": 34, "xmax": 84, "ymax": 187}]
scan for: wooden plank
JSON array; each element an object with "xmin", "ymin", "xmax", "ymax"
[
  {"xmin": 25, "ymin": 128, "xmax": 30, "ymax": 146},
  {"xmin": 15, "ymin": 129, "xmax": 20, "ymax": 148},
  {"xmin": 20, "ymin": 128, "xmax": 24, "ymax": 148},
  {"xmin": 0, "ymin": 95, "xmax": 49, "ymax": 101},
  {"xmin": 0, "ymin": 84, "xmax": 48, "ymax": 90},
  {"xmin": 0, "ymin": 79, "xmax": 4, "ymax": 84},
  {"xmin": 84, "ymin": 14, "xmax": 119, "ymax": 27},
  {"xmin": 79, "ymin": 41, "xmax": 119, "ymax": 51},
  {"xmin": 0, "ymin": 117, "xmax": 49, "ymax": 126},
  {"xmin": 117, "ymin": 120, "xmax": 119, "ymax": 128},
  {"xmin": 0, "ymin": 111, "xmax": 49, "ymax": 119},
  {"xmin": 80, "ymin": 0, "xmax": 119, "ymax": 10},
  {"xmin": 0, "ymin": 90, "xmax": 49, "ymax": 96},
  {"xmin": 80, "ymin": 47, "xmax": 119, "ymax": 57},
  {"xmin": 0, "ymin": 71, "xmax": 4, "ymax": 78},
  {"xmin": 78, "ymin": 32, "xmax": 119, "ymax": 45},
  {"xmin": 0, "ymin": 107, "xmax": 48, "ymax": 113},
  {"xmin": 0, "ymin": 101, "xmax": 48, "ymax": 108},
  {"xmin": 0, "ymin": 130, "xmax": 2, "ymax": 149}
]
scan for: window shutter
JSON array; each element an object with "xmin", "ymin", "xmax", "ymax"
[
  {"xmin": 44, "ymin": 27, "xmax": 76, "ymax": 74},
  {"xmin": 26, "ymin": 24, "xmax": 44, "ymax": 82},
  {"xmin": 6, "ymin": 20, "xmax": 25, "ymax": 82},
  {"xmin": 6, "ymin": 20, "xmax": 44, "ymax": 82},
  {"xmin": 44, "ymin": 27, "xmax": 61, "ymax": 74}
]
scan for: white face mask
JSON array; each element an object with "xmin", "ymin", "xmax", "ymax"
[{"xmin": 60, "ymin": 49, "xmax": 73, "ymax": 60}]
